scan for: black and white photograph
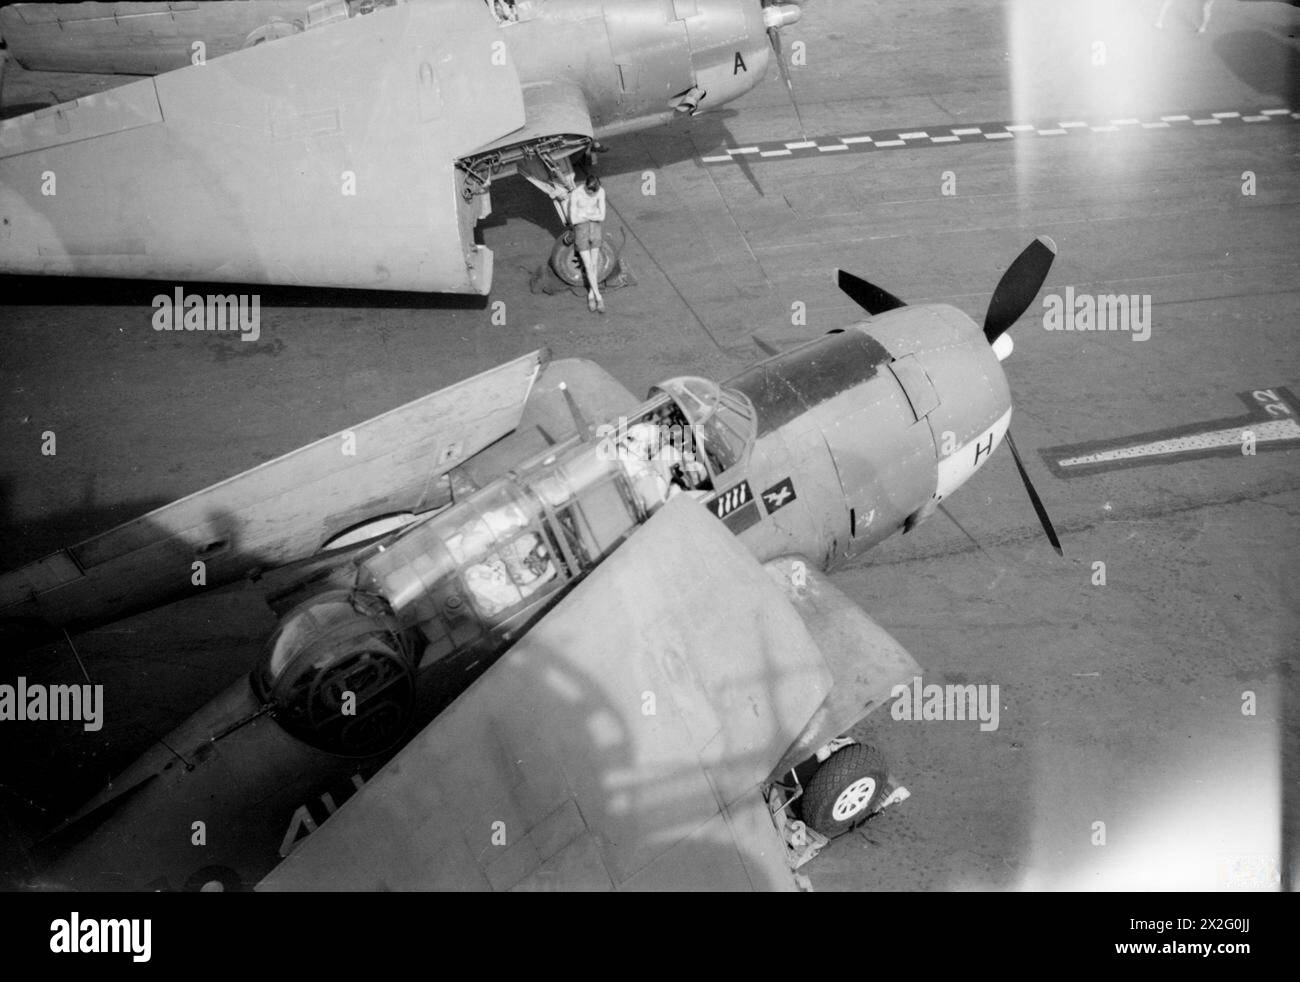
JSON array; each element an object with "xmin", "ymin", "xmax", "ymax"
[{"xmin": 0, "ymin": 0, "xmax": 1293, "ymax": 942}]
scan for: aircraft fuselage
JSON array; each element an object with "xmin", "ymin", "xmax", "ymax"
[
  {"xmin": 0, "ymin": 0, "xmax": 776, "ymax": 137},
  {"xmin": 38, "ymin": 303, "xmax": 1013, "ymax": 891}
]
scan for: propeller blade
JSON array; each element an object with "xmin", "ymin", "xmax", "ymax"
[
  {"xmin": 1003, "ymin": 430, "xmax": 1063, "ymax": 556},
  {"xmin": 983, "ymin": 235, "xmax": 1057, "ymax": 344},
  {"xmin": 837, "ymin": 269, "xmax": 907, "ymax": 316},
  {"xmin": 767, "ymin": 25, "xmax": 808, "ymax": 142}
]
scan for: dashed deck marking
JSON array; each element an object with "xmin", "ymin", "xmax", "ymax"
[
  {"xmin": 700, "ymin": 106, "xmax": 1296, "ymax": 165},
  {"xmin": 1040, "ymin": 388, "xmax": 1300, "ymax": 478}
]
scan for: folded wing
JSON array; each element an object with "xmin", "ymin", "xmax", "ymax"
[
  {"xmin": 0, "ymin": 349, "xmax": 546, "ymax": 642},
  {"xmin": 0, "ymin": 0, "xmax": 526, "ymax": 292},
  {"xmin": 0, "ymin": 2, "xmax": 314, "ymax": 75},
  {"xmin": 260, "ymin": 495, "xmax": 920, "ymax": 891}
]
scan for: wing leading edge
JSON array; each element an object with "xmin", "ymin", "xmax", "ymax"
[
  {"xmin": 0, "ymin": 2, "xmax": 315, "ymax": 75},
  {"xmin": 0, "ymin": 349, "xmax": 546, "ymax": 643}
]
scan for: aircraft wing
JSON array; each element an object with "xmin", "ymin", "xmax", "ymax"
[
  {"xmin": 453, "ymin": 357, "xmax": 641, "ymax": 488},
  {"xmin": 0, "ymin": 0, "xmax": 526, "ymax": 293},
  {"xmin": 0, "ymin": 349, "xmax": 546, "ymax": 643},
  {"xmin": 260, "ymin": 495, "xmax": 919, "ymax": 891},
  {"xmin": 477, "ymin": 79, "xmax": 594, "ymax": 154},
  {"xmin": 0, "ymin": 2, "xmax": 314, "ymax": 75},
  {"xmin": 760, "ymin": 557, "xmax": 922, "ymax": 779}
]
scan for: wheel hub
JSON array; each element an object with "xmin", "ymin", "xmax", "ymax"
[{"xmin": 831, "ymin": 776, "xmax": 878, "ymax": 821}]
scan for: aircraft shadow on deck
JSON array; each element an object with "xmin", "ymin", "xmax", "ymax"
[
  {"xmin": 0, "ymin": 272, "xmax": 496, "ymax": 310},
  {"xmin": 1213, "ymin": 29, "xmax": 1300, "ymax": 106}
]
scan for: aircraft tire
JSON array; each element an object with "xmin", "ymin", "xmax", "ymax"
[
  {"xmin": 550, "ymin": 231, "xmax": 617, "ymax": 287},
  {"xmin": 800, "ymin": 743, "xmax": 888, "ymax": 838}
]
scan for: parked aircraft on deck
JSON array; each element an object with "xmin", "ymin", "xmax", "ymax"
[{"xmin": 3, "ymin": 237, "xmax": 1064, "ymax": 891}]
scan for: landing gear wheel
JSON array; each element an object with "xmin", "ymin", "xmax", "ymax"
[
  {"xmin": 799, "ymin": 743, "xmax": 888, "ymax": 838},
  {"xmin": 549, "ymin": 229, "xmax": 615, "ymax": 287},
  {"xmin": 184, "ymin": 865, "xmax": 244, "ymax": 892}
]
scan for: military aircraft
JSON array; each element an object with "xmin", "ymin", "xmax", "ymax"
[
  {"xmin": 4, "ymin": 237, "xmax": 1063, "ymax": 891},
  {"xmin": 0, "ymin": 0, "xmax": 803, "ymax": 294}
]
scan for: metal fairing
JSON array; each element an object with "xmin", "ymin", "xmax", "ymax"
[
  {"xmin": 727, "ymin": 330, "xmax": 893, "ymax": 437},
  {"xmin": 600, "ymin": 0, "xmax": 693, "ymax": 121},
  {"xmin": 678, "ymin": 0, "xmax": 771, "ymax": 109},
  {"xmin": 865, "ymin": 304, "xmax": 1012, "ymax": 454},
  {"xmin": 726, "ymin": 327, "xmax": 940, "ymax": 567}
]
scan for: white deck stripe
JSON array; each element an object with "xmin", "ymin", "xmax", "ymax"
[
  {"xmin": 1057, "ymin": 418, "xmax": 1300, "ymax": 469},
  {"xmin": 702, "ymin": 107, "xmax": 1298, "ymax": 164}
]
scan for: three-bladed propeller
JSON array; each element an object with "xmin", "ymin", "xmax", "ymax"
[
  {"xmin": 836, "ymin": 237, "xmax": 1065, "ymax": 556},
  {"xmin": 762, "ymin": 2, "xmax": 807, "ymax": 141}
]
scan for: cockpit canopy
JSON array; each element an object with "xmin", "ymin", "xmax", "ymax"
[
  {"xmin": 645, "ymin": 376, "xmax": 756, "ymax": 481},
  {"xmin": 484, "ymin": 0, "xmax": 544, "ymax": 24}
]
